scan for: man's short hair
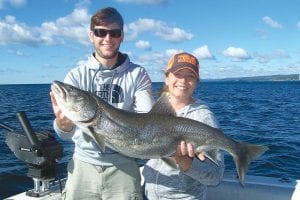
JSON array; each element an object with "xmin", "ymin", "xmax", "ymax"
[{"xmin": 90, "ymin": 7, "xmax": 124, "ymax": 30}]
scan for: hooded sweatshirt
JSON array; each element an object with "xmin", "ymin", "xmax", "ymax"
[
  {"xmin": 143, "ymin": 99, "xmax": 224, "ymax": 200},
  {"xmin": 53, "ymin": 53, "xmax": 154, "ymax": 166}
]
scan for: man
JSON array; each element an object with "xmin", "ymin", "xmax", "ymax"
[{"xmin": 50, "ymin": 7, "xmax": 154, "ymax": 200}]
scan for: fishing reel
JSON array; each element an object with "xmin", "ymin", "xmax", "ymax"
[{"xmin": 1, "ymin": 111, "xmax": 63, "ymax": 197}]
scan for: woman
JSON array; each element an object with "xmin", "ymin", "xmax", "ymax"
[{"xmin": 143, "ymin": 52, "xmax": 224, "ymax": 200}]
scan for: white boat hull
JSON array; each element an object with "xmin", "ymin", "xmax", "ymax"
[
  {"xmin": 207, "ymin": 173, "xmax": 300, "ymax": 200},
  {"xmin": 5, "ymin": 172, "xmax": 300, "ymax": 200}
]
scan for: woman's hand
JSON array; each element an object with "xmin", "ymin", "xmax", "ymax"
[{"xmin": 174, "ymin": 141, "xmax": 206, "ymax": 171}]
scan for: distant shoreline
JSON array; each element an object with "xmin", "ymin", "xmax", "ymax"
[
  {"xmin": 202, "ymin": 74, "xmax": 300, "ymax": 82},
  {"xmin": 0, "ymin": 74, "xmax": 299, "ymax": 85}
]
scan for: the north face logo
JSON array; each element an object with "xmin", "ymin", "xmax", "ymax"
[{"xmin": 95, "ymin": 84, "xmax": 124, "ymax": 103}]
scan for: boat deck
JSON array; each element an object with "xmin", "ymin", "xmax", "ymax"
[{"xmin": 6, "ymin": 172, "xmax": 300, "ymax": 200}]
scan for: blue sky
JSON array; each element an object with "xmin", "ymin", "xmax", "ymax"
[{"xmin": 0, "ymin": 0, "xmax": 299, "ymax": 84}]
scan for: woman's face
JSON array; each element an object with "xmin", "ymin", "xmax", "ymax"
[{"xmin": 165, "ymin": 68, "xmax": 198, "ymax": 100}]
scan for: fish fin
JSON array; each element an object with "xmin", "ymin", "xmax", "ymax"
[
  {"xmin": 80, "ymin": 126, "xmax": 106, "ymax": 152},
  {"xmin": 77, "ymin": 125, "xmax": 94, "ymax": 143},
  {"xmin": 203, "ymin": 150, "xmax": 220, "ymax": 165},
  {"xmin": 149, "ymin": 93, "xmax": 176, "ymax": 116},
  {"xmin": 195, "ymin": 146, "xmax": 219, "ymax": 164},
  {"xmin": 161, "ymin": 157, "xmax": 177, "ymax": 168},
  {"xmin": 82, "ymin": 132, "xmax": 93, "ymax": 143},
  {"xmin": 88, "ymin": 127, "xmax": 107, "ymax": 152},
  {"xmin": 93, "ymin": 135, "xmax": 106, "ymax": 152},
  {"xmin": 233, "ymin": 142, "xmax": 269, "ymax": 186}
]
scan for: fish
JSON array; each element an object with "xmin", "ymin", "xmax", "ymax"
[{"xmin": 51, "ymin": 80, "xmax": 268, "ymax": 185}]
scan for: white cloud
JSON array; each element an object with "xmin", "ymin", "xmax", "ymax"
[
  {"xmin": 262, "ymin": 16, "xmax": 283, "ymax": 29},
  {"xmin": 0, "ymin": 0, "xmax": 26, "ymax": 9},
  {"xmin": 297, "ymin": 21, "xmax": 300, "ymax": 29},
  {"xmin": 1, "ymin": 10, "xmax": 192, "ymax": 47},
  {"xmin": 134, "ymin": 48, "xmax": 216, "ymax": 78},
  {"xmin": 75, "ymin": 0, "xmax": 91, "ymax": 8},
  {"xmin": 125, "ymin": 18, "xmax": 193, "ymax": 42},
  {"xmin": 40, "ymin": 8, "xmax": 90, "ymax": 45},
  {"xmin": 135, "ymin": 40, "xmax": 151, "ymax": 50},
  {"xmin": 165, "ymin": 49, "xmax": 183, "ymax": 57},
  {"xmin": 156, "ymin": 27, "xmax": 193, "ymax": 43},
  {"xmin": 116, "ymin": 0, "xmax": 166, "ymax": 5},
  {"xmin": 132, "ymin": 49, "xmax": 183, "ymax": 76},
  {"xmin": 0, "ymin": 15, "xmax": 41, "ymax": 45},
  {"xmin": 0, "ymin": 8, "xmax": 90, "ymax": 46},
  {"xmin": 222, "ymin": 47, "xmax": 251, "ymax": 61},
  {"xmin": 10, "ymin": 0, "xmax": 26, "ymax": 7},
  {"xmin": 193, "ymin": 45, "xmax": 214, "ymax": 60},
  {"xmin": 7, "ymin": 49, "xmax": 30, "ymax": 56}
]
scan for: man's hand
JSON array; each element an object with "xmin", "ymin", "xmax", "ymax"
[{"xmin": 50, "ymin": 91, "xmax": 74, "ymax": 132}]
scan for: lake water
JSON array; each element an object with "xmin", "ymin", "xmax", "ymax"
[{"xmin": 0, "ymin": 81, "xmax": 299, "ymax": 198}]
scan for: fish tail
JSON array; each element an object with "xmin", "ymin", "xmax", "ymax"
[{"xmin": 233, "ymin": 142, "xmax": 269, "ymax": 186}]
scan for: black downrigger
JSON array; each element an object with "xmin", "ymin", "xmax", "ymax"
[{"xmin": 1, "ymin": 111, "xmax": 63, "ymax": 197}]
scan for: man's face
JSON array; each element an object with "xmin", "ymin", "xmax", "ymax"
[{"xmin": 89, "ymin": 23, "xmax": 124, "ymax": 61}]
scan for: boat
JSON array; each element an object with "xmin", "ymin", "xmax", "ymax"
[
  {"xmin": 5, "ymin": 170, "xmax": 300, "ymax": 200},
  {"xmin": 2, "ymin": 112, "xmax": 300, "ymax": 200},
  {"xmin": 206, "ymin": 173, "xmax": 299, "ymax": 200}
]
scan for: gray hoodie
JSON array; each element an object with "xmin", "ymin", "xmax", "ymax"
[
  {"xmin": 53, "ymin": 53, "xmax": 154, "ymax": 166},
  {"xmin": 143, "ymin": 100, "xmax": 224, "ymax": 200}
]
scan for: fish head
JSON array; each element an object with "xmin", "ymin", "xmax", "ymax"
[{"xmin": 51, "ymin": 81, "xmax": 97, "ymax": 123}]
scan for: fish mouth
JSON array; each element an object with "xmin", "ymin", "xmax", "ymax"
[{"xmin": 51, "ymin": 81, "xmax": 67, "ymax": 102}]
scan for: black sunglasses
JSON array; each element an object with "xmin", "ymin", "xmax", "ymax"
[{"xmin": 93, "ymin": 28, "xmax": 122, "ymax": 38}]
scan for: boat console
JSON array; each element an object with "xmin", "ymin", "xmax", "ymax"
[{"xmin": 1, "ymin": 111, "xmax": 63, "ymax": 197}]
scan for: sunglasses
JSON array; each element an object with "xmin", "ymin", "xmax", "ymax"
[{"xmin": 93, "ymin": 28, "xmax": 122, "ymax": 38}]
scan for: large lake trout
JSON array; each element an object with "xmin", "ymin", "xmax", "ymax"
[{"xmin": 51, "ymin": 80, "xmax": 268, "ymax": 185}]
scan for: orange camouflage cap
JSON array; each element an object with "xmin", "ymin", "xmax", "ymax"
[{"xmin": 166, "ymin": 52, "xmax": 199, "ymax": 79}]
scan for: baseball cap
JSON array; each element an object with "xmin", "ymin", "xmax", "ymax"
[{"xmin": 166, "ymin": 52, "xmax": 199, "ymax": 79}]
